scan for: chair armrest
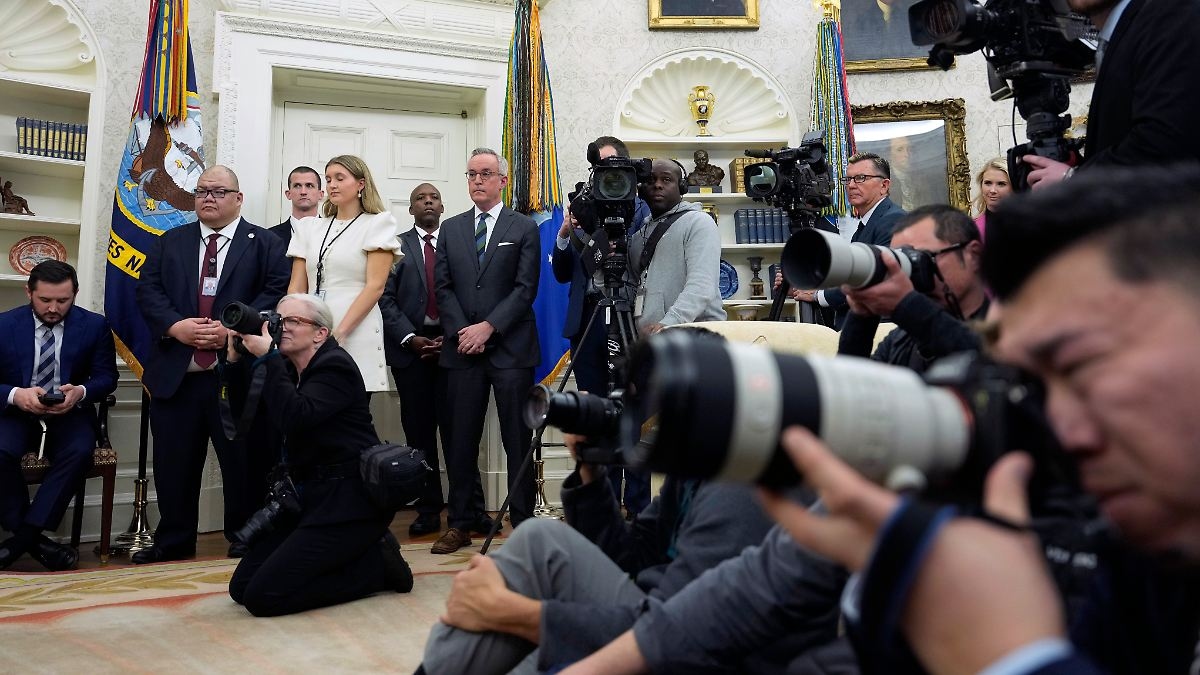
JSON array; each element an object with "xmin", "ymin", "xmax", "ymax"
[{"xmin": 96, "ymin": 394, "xmax": 116, "ymax": 449}]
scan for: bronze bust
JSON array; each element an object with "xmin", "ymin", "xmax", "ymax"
[{"xmin": 687, "ymin": 150, "xmax": 725, "ymax": 187}]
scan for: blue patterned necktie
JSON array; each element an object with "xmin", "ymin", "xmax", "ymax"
[
  {"xmin": 34, "ymin": 325, "xmax": 56, "ymax": 390},
  {"xmin": 475, "ymin": 212, "xmax": 488, "ymax": 262}
]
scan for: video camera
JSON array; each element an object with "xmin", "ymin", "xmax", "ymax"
[
  {"xmin": 742, "ymin": 130, "xmax": 835, "ymax": 230},
  {"xmin": 569, "ymin": 142, "xmax": 653, "ymax": 238},
  {"xmin": 220, "ymin": 301, "xmax": 283, "ymax": 355},
  {"xmin": 781, "ymin": 228, "xmax": 946, "ymax": 295},
  {"xmin": 908, "ymin": 0, "xmax": 1097, "ymax": 190}
]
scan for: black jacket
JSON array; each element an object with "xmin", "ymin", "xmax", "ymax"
[{"xmin": 838, "ymin": 293, "xmax": 988, "ymax": 373}]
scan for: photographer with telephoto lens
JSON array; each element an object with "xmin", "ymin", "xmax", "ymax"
[{"xmin": 224, "ymin": 293, "xmax": 412, "ymax": 617}]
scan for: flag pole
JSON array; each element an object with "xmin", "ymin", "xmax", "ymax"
[{"xmin": 111, "ymin": 391, "xmax": 154, "ymax": 554}]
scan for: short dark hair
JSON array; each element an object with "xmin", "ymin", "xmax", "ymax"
[
  {"xmin": 983, "ymin": 164, "xmax": 1200, "ymax": 300},
  {"xmin": 288, "ymin": 166, "xmax": 322, "ymax": 189},
  {"xmin": 892, "ymin": 204, "xmax": 980, "ymax": 246},
  {"xmin": 28, "ymin": 260, "xmax": 78, "ymax": 293},
  {"xmin": 593, "ymin": 136, "xmax": 629, "ymax": 158},
  {"xmin": 847, "ymin": 152, "xmax": 891, "ymax": 179}
]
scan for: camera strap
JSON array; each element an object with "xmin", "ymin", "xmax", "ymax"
[
  {"xmin": 636, "ymin": 210, "xmax": 687, "ymax": 276},
  {"xmin": 217, "ymin": 348, "xmax": 274, "ymax": 441}
]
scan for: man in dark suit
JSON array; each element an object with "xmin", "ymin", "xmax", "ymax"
[
  {"xmin": 268, "ymin": 166, "xmax": 323, "ymax": 251},
  {"xmin": 1023, "ymin": 0, "xmax": 1200, "ymax": 188},
  {"xmin": 432, "ymin": 148, "xmax": 540, "ymax": 554},
  {"xmin": 135, "ymin": 165, "xmax": 290, "ymax": 564},
  {"xmin": 0, "ymin": 261, "xmax": 117, "ymax": 571},
  {"xmin": 381, "ymin": 182, "xmax": 485, "ymax": 538},
  {"xmin": 794, "ymin": 152, "xmax": 906, "ymax": 329}
]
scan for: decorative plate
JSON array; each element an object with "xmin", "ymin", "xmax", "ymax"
[
  {"xmin": 718, "ymin": 259, "xmax": 738, "ymax": 300},
  {"xmin": 9, "ymin": 236, "xmax": 68, "ymax": 275}
]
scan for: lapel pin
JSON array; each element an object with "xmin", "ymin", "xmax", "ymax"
[{"xmin": 248, "ymin": 232, "xmax": 255, "ymax": 239}]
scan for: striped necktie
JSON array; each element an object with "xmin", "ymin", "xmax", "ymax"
[
  {"xmin": 475, "ymin": 212, "xmax": 488, "ymax": 262},
  {"xmin": 34, "ymin": 325, "xmax": 56, "ymax": 390}
]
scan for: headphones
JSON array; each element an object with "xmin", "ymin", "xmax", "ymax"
[{"xmin": 670, "ymin": 158, "xmax": 690, "ymax": 196}]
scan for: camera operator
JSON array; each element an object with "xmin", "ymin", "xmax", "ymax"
[
  {"xmin": 837, "ymin": 204, "xmax": 987, "ymax": 372},
  {"xmin": 760, "ymin": 164, "xmax": 1200, "ymax": 674},
  {"xmin": 555, "ymin": 137, "xmax": 654, "ymax": 516},
  {"xmin": 793, "ymin": 152, "xmax": 906, "ymax": 328},
  {"xmin": 419, "ymin": 428, "xmax": 774, "ymax": 674},
  {"xmin": 224, "ymin": 293, "xmax": 412, "ymax": 617},
  {"xmin": 628, "ymin": 159, "xmax": 724, "ymax": 336},
  {"xmin": 1022, "ymin": 0, "xmax": 1200, "ymax": 188}
]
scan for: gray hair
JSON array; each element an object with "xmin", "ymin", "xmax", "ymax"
[
  {"xmin": 278, "ymin": 293, "xmax": 334, "ymax": 330},
  {"xmin": 470, "ymin": 147, "xmax": 509, "ymax": 176}
]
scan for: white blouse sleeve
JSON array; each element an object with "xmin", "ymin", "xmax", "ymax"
[{"xmin": 362, "ymin": 212, "xmax": 402, "ymax": 253}]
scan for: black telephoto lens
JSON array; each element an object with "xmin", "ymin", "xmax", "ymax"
[{"xmin": 220, "ymin": 301, "xmax": 267, "ymax": 335}]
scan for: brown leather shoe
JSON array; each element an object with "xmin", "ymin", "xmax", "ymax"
[{"xmin": 430, "ymin": 527, "xmax": 472, "ymax": 555}]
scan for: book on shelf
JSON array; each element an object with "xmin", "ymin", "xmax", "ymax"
[
  {"xmin": 14, "ymin": 118, "xmax": 87, "ymax": 160},
  {"xmin": 734, "ymin": 208, "xmax": 749, "ymax": 244}
]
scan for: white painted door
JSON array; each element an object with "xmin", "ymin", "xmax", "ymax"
[{"xmin": 279, "ymin": 102, "xmax": 471, "ymax": 227}]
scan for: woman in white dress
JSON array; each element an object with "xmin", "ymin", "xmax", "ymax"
[{"xmin": 287, "ymin": 155, "xmax": 401, "ymax": 392}]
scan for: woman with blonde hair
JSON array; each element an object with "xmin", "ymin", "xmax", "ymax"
[
  {"xmin": 287, "ymin": 155, "xmax": 401, "ymax": 392},
  {"xmin": 972, "ymin": 157, "xmax": 1012, "ymax": 242}
]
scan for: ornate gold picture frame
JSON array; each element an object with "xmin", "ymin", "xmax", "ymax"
[
  {"xmin": 841, "ymin": 0, "xmax": 951, "ymax": 73},
  {"xmin": 648, "ymin": 0, "xmax": 760, "ymax": 29},
  {"xmin": 851, "ymin": 99, "xmax": 971, "ymax": 212}
]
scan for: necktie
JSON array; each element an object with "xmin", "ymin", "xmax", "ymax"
[
  {"xmin": 475, "ymin": 213, "xmax": 488, "ymax": 262},
  {"xmin": 34, "ymin": 326, "xmax": 56, "ymax": 390},
  {"xmin": 195, "ymin": 233, "xmax": 220, "ymax": 369},
  {"xmin": 423, "ymin": 234, "xmax": 439, "ymax": 321}
]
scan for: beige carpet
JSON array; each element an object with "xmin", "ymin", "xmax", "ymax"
[{"xmin": 0, "ymin": 540, "xmax": 495, "ymax": 672}]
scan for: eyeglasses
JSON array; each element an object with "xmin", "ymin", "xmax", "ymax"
[
  {"xmin": 281, "ymin": 315, "xmax": 322, "ymax": 330},
  {"xmin": 839, "ymin": 174, "xmax": 886, "ymax": 184},
  {"xmin": 464, "ymin": 170, "xmax": 501, "ymax": 180},
  {"xmin": 195, "ymin": 188, "xmax": 235, "ymax": 199},
  {"xmin": 921, "ymin": 242, "xmax": 966, "ymax": 258}
]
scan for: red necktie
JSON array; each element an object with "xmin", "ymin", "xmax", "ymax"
[
  {"xmin": 195, "ymin": 233, "xmax": 219, "ymax": 368},
  {"xmin": 424, "ymin": 234, "xmax": 439, "ymax": 321}
]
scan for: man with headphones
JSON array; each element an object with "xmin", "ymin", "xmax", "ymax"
[{"xmin": 628, "ymin": 158, "xmax": 725, "ymax": 336}]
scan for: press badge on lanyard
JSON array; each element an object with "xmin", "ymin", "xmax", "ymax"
[
  {"xmin": 202, "ymin": 276, "xmax": 219, "ymax": 296},
  {"xmin": 634, "ymin": 271, "xmax": 648, "ymax": 318}
]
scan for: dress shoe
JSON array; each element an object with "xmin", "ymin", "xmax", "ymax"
[
  {"xmin": 30, "ymin": 537, "xmax": 78, "ymax": 572},
  {"xmin": 227, "ymin": 541, "xmax": 250, "ymax": 558},
  {"xmin": 470, "ymin": 515, "xmax": 501, "ymax": 536},
  {"xmin": 379, "ymin": 531, "xmax": 414, "ymax": 593},
  {"xmin": 408, "ymin": 513, "xmax": 441, "ymax": 537},
  {"xmin": 131, "ymin": 545, "xmax": 194, "ymax": 565},
  {"xmin": 430, "ymin": 527, "xmax": 472, "ymax": 555},
  {"xmin": 0, "ymin": 536, "xmax": 27, "ymax": 570}
]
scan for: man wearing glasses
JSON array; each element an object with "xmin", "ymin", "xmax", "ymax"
[
  {"xmin": 432, "ymin": 148, "xmax": 540, "ymax": 554},
  {"xmin": 796, "ymin": 152, "xmax": 906, "ymax": 328},
  {"xmin": 135, "ymin": 165, "xmax": 290, "ymax": 563},
  {"xmin": 836, "ymin": 204, "xmax": 988, "ymax": 371}
]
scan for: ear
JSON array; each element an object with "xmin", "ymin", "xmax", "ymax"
[{"xmin": 963, "ymin": 239, "xmax": 983, "ymax": 270}]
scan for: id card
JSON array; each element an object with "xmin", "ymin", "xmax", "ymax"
[
  {"xmin": 201, "ymin": 276, "xmax": 218, "ymax": 296},
  {"xmin": 634, "ymin": 286, "xmax": 645, "ymax": 318},
  {"xmin": 316, "ymin": 289, "xmax": 327, "ymax": 301}
]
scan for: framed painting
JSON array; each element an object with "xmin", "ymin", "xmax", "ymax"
[
  {"xmin": 841, "ymin": 0, "xmax": 949, "ymax": 73},
  {"xmin": 851, "ymin": 99, "xmax": 971, "ymax": 212},
  {"xmin": 648, "ymin": 0, "xmax": 759, "ymax": 29}
]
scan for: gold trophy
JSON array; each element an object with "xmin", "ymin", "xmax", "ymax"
[{"xmin": 689, "ymin": 85, "xmax": 716, "ymax": 137}]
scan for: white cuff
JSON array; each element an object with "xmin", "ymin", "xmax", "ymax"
[{"xmin": 978, "ymin": 638, "xmax": 1074, "ymax": 675}]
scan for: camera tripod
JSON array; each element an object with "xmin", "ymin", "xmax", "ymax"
[
  {"xmin": 1003, "ymin": 69, "xmax": 1083, "ymax": 191},
  {"xmin": 480, "ymin": 236, "xmax": 639, "ymax": 553},
  {"xmin": 769, "ymin": 207, "xmax": 838, "ymax": 323}
]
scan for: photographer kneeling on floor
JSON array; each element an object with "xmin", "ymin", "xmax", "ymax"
[{"xmin": 224, "ymin": 293, "xmax": 412, "ymax": 617}]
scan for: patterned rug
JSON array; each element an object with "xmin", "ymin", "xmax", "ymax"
[{"xmin": 0, "ymin": 540, "xmax": 496, "ymax": 672}]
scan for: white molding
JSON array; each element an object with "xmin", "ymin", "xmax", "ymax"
[
  {"xmin": 614, "ymin": 47, "xmax": 799, "ymax": 143},
  {"xmin": 0, "ymin": 0, "xmax": 96, "ymax": 73}
]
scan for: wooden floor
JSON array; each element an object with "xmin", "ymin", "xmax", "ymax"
[{"xmin": 5, "ymin": 508, "xmax": 480, "ymax": 573}]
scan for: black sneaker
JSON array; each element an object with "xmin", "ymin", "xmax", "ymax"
[{"xmin": 379, "ymin": 531, "xmax": 413, "ymax": 593}]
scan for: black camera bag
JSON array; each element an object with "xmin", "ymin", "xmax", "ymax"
[{"xmin": 359, "ymin": 443, "xmax": 433, "ymax": 511}]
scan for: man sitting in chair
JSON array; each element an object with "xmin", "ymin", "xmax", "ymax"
[{"xmin": 0, "ymin": 261, "xmax": 118, "ymax": 571}]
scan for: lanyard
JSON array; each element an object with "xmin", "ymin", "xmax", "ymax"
[
  {"xmin": 202, "ymin": 233, "xmax": 232, "ymax": 277},
  {"xmin": 315, "ymin": 213, "xmax": 363, "ymax": 293}
]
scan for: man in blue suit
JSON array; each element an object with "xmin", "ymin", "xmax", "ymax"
[
  {"xmin": 135, "ymin": 165, "xmax": 290, "ymax": 564},
  {"xmin": 0, "ymin": 261, "xmax": 117, "ymax": 571}
]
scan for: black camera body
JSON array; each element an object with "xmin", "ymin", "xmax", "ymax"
[
  {"xmin": 232, "ymin": 466, "xmax": 301, "ymax": 546},
  {"xmin": 569, "ymin": 142, "xmax": 653, "ymax": 238},
  {"xmin": 524, "ymin": 384, "xmax": 627, "ymax": 464},
  {"xmin": 741, "ymin": 130, "xmax": 834, "ymax": 230},
  {"xmin": 220, "ymin": 301, "xmax": 283, "ymax": 355},
  {"xmin": 908, "ymin": 0, "xmax": 1095, "ymax": 189},
  {"xmin": 38, "ymin": 389, "xmax": 66, "ymax": 406}
]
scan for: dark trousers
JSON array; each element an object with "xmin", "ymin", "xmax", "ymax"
[
  {"xmin": 228, "ymin": 508, "xmax": 391, "ymax": 617},
  {"xmin": 240, "ymin": 399, "xmax": 283, "ymax": 514},
  {"xmin": 444, "ymin": 362, "xmax": 534, "ymax": 530},
  {"xmin": 149, "ymin": 371, "xmax": 250, "ymax": 553},
  {"xmin": 0, "ymin": 407, "xmax": 94, "ymax": 532},
  {"xmin": 572, "ymin": 295, "xmax": 651, "ymax": 516}
]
